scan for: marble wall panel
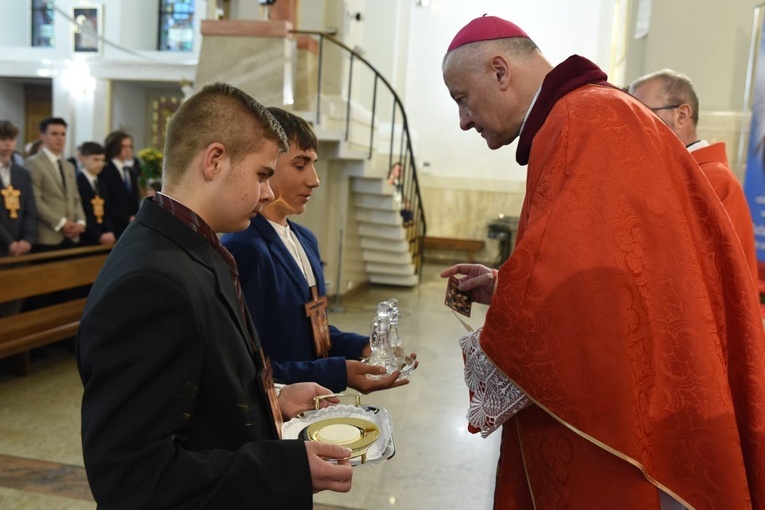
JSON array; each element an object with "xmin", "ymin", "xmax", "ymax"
[
  {"xmin": 196, "ymin": 36, "xmax": 291, "ymax": 107},
  {"xmin": 419, "ymin": 184, "xmax": 525, "ymax": 266}
]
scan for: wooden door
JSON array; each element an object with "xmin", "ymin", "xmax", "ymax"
[{"xmin": 23, "ymin": 83, "xmax": 52, "ymax": 150}]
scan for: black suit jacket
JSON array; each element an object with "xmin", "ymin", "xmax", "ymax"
[
  {"xmin": 76, "ymin": 200, "xmax": 312, "ymax": 509},
  {"xmin": 100, "ymin": 160, "xmax": 140, "ymax": 237},
  {"xmin": 0, "ymin": 162, "xmax": 37, "ymax": 256},
  {"xmin": 76, "ymin": 172, "xmax": 115, "ymax": 246}
]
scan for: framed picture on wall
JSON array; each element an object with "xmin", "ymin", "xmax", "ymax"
[{"xmin": 73, "ymin": 5, "xmax": 102, "ymax": 54}]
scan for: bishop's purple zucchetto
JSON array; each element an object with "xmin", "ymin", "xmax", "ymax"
[{"xmin": 447, "ymin": 15, "xmax": 529, "ymax": 53}]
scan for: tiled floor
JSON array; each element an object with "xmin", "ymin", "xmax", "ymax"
[{"xmin": 0, "ymin": 264, "xmax": 500, "ymax": 510}]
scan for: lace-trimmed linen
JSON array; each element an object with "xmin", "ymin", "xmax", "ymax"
[{"xmin": 459, "ymin": 327, "xmax": 530, "ymax": 438}]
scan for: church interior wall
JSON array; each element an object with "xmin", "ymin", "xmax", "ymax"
[
  {"xmin": 110, "ymin": 81, "xmax": 150, "ymax": 149},
  {"xmin": 0, "ymin": 0, "xmax": 759, "ymax": 244},
  {"xmin": 624, "ymin": 0, "xmax": 756, "ymax": 178},
  {"xmin": 0, "ymin": 80, "xmax": 27, "ymax": 140}
]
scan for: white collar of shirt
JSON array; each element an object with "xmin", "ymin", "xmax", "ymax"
[
  {"xmin": 42, "ymin": 147, "xmax": 63, "ymax": 166},
  {"xmin": 686, "ymin": 139, "xmax": 709, "ymax": 153},
  {"xmin": 519, "ymin": 85, "xmax": 543, "ymax": 138},
  {"xmin": 267, "ymin": 218, "xmax": 316, "ymax": 286},
  {"xmin": 0, "ymin": 161, "xmax": 10, "ymax": 187},
  {"xmin": 81, "ymin": 169, "xmax": 99, "ymax": 190},
  {"xmin": 112, "ymin": 158, "xmax": 135, "ymax": 172},
  {"xmin": 268, "ymin": 218, "xmax": 290, "ymax": 238}
]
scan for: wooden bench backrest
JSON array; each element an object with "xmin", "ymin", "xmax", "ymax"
[
  {"xmin": 0, "ymin": 254, "xmax": 109, "ymax": 303},
  {"xmin": 423, "ymin": 237, "xmax": 485, "ymax": 250},
  {"xmin": 0, "ymin": 246, "xmax": 111, "ymax": 369}
]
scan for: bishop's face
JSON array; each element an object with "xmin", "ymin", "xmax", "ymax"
[{"xmin": 443, "ymin": 52, "xmax": 521, "ymax": 150}]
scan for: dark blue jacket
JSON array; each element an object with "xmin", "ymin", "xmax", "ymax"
[
  {"xmin": 222, "ymin": 214, "xmax": 368, "ymax": 392},
  {"xmin": 0, "ymin": 162, "xmax": 37, "ymax": 255}
]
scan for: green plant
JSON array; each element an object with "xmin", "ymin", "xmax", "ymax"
[{"xmin": 137, "ymin": 147, "xmax": 162, "ymax": 189}]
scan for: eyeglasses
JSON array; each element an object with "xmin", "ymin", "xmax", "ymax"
[{"xmin": 649, "ymin": 104, "xmax": 681, "ymax": 113}]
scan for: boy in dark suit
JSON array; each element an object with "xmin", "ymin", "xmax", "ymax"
[
  {"xmin": 101, "ymin": 131, "xmax": 141, "ymax": 238},
  {"xmin": 77, "ymin": 83, "xmax": 354, "ymax": 509},
  {"xmin": 0, "ymin": 120, "xmax": 36, "ymax": 258},
  {"xmin": 0, "ymin": 120, "xmax": 37, "ymax": 316},
  {"xmin": 75, "ymin": 142, "xmax": 115, "ymax": 246}
]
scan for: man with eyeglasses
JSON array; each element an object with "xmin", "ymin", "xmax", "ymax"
[{"xmin": 630, "ymin": 69, "xmax": 758, "ymax": 289}]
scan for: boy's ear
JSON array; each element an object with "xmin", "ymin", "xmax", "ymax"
[{"xmin": 201, "ymin": 142, "xmax": 226, "ymax": 181}]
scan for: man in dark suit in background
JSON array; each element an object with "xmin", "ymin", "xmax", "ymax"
[
  {"xmin": 101, "ymin": 130, "xmax": 140, "ymax": 237},
  {"xmin": 77, "ymin": 83, "xmax": 354, "ymax": 509},
  {"xmin": 0, "ymin": 120, "xmax": 37, "ymax": 316},
  {"xmin": 75, "ymin": 142, "xmax": 115, "ymax": 246},
  {"xmin": 24, "ymin": 117, "xmax": 85, "ymax": 251}
]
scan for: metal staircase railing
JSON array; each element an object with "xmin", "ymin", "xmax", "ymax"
[{"xmin": 291, "ymin": 30, "xmax": 426, "ymax": 279}]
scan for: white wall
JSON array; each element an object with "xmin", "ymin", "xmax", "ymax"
[
  {"xmin": 0, "ymin": 0, "xmax": 204, "ymax": 156},
  {"xmin": 0, "ymin": 81, "xmax": 27, "ymax": 136},
  {"xmin": 625, "ymin": 0, "xmax": 754, "ymax": 111},
  {"xmin": 402, "ymin": 0, "xmax": 615, "ymax": 183},
  {"xmin": 118, "ymin": 0, "xmax": 160, "ymax": 52},
  {"xmin": 0, "ymin": 2, "xmax": 30, "ymax": 47},
  {"xmin": 110, "ymin": 81, "xmax": 150, "ymax": 149}
]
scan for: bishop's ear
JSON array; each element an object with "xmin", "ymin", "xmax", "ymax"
[{"xmin": 491, "ymin": 56, "xmax": 511, "ymax": 90}]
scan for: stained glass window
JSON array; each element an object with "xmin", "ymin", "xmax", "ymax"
[
  {"xmin": 32, "ymin": 0, "xmax": 55, "ymax": 48},
  {"xmin": 159, "ymin": 0, "xmax": 195, "ymax": 52}
]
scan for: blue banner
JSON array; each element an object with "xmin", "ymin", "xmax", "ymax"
[{"xmin": 744, "ymin": 10, "xmax": 765, "ymax": 279}]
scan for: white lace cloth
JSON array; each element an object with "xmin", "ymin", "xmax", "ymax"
[{"xmin": 460, "ymin": 327, "xmax": 530, "ymax": 438}]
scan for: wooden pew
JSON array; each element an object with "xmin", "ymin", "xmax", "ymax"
[
  {"xmin": 423, "ymin": 236, "xmax": 486, "ymax": 264},
  {"xmin": 0, "ymin": 245, "xmax": 111, "ymax": 375}
]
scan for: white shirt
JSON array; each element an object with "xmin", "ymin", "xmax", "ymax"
[
  {"xmin": 112, "ymin": 158, "xmax": 134, "ymax": 187},
  {"xmin": 686, "ymin": 139, "xmax": 710, "ymax": 153},
  {"xmin": 42, "ymin": 147, "xmax": 66, "ymax": 186},
  {"xmin": 81, "ymin": 170, "xmax": 100, "ymax": 193},
  {"xmin": 267, "ymin": 219, "xmax": 316, "ymax": 287},
  {"xmin": 0, "ymin": 160, "xmax": 10, "ymax": 188}
]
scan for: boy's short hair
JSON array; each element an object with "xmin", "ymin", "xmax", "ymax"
[
  {"xmin": 0, "ymin": 120, "xmax": 20, "ymax": 140},
  {"xmin": 163, "ymin": 82, "xmax": 288, "ymax": 189},
  {"xmin": 266, "ymin": 107, "xmax": 318, "ymax": 151},
  {"xmin": 39, "ymin": 117, "xmax": 68, "ymax": 133},
  {"xmin": 80, "ymin": 141, "xmax": 106, "ymax": 157}
]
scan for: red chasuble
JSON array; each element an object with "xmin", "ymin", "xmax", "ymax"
[
  {"xmin": 692, "ymin": 142, "xmax": 759, "ymax": 289},
  {"xmin": 480, "ymin": 57, "xmax": 765, "ymax": 509}
]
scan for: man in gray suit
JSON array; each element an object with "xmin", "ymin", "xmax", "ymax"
[{"xmin": 25, "ymin": 117, "xmax": 85, "ymax": 251}]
